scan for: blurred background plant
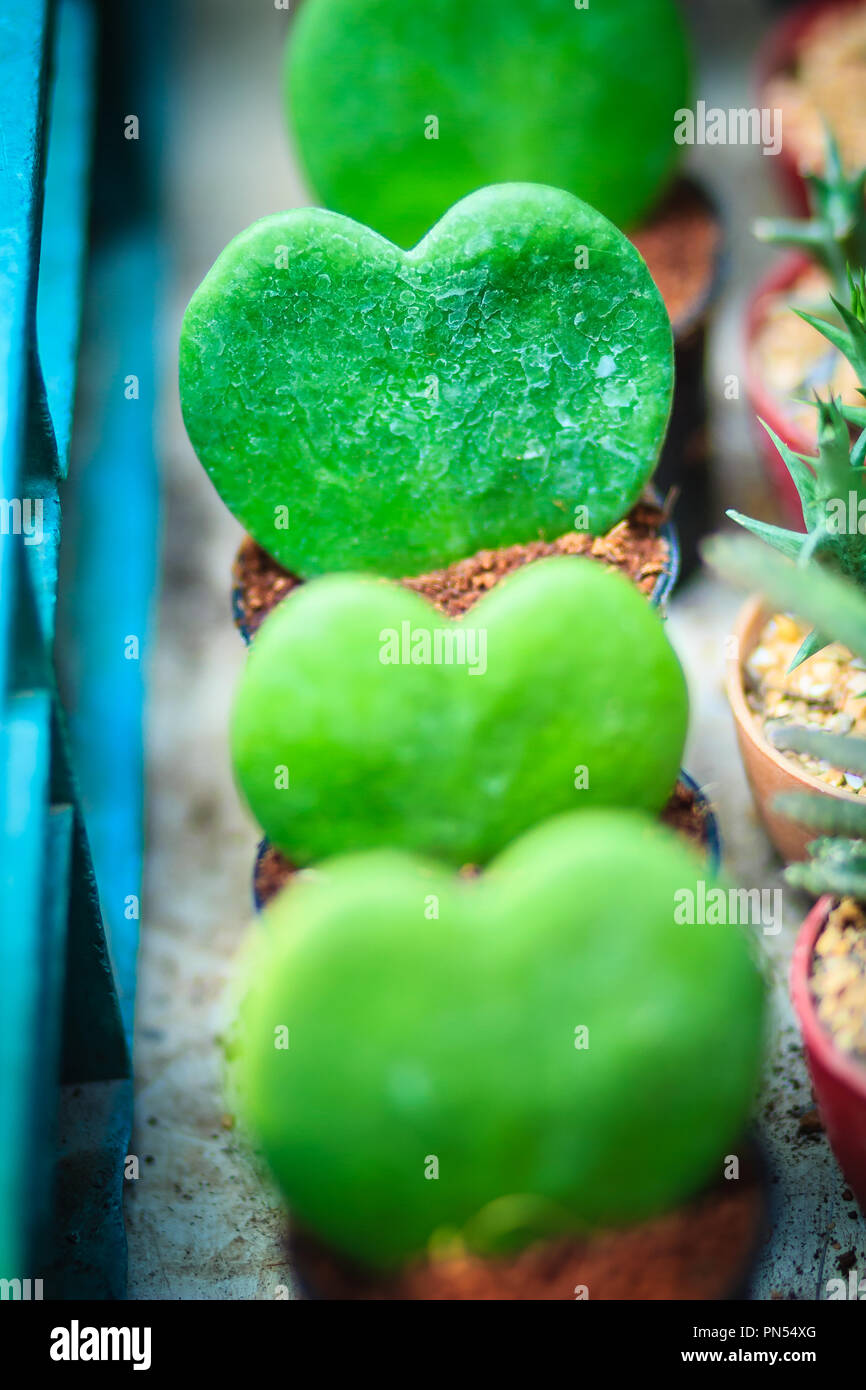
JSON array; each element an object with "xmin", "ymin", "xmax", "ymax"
[
  {"xmin": 708, "ymin": 533, "xmax": 866, "ymax": 898},
  {"xmin": 730, "ymin": 137, "xmax": 866, "ymax": 667}
]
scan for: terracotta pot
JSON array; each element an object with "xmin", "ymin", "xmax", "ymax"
[
  {"xmin": 726, "ymin": 596, "xmax": 860, "ymax": 863},
  {"xmin": 756, "ymin": 0, "xmax": 866, "ymax": 215},
  {"xmin": 791, "ymin": 895, "xmax": 866, "ymax": 1212},
  {"xmin": 744, "ymin": 251, "xmax": 814, "ymax": 528}
]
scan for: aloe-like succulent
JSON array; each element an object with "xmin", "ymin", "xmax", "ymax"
[
  {"xmin": 728, "ymin": 270, "xmax": 866, "ymax": 669},
  {"xmin": 753, "ymin": 131, "xmax": 866, "ymax": 296},
  {"xmin": 705, "ymin": 534, "xmax": 866, "ymax": 899}
]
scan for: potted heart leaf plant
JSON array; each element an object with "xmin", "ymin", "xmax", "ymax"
[
  {"xmin": 226, "ymin": 808, "xmax": 767, "ymax": 1300},
  {"xmin": 179, "ymin": 183, "xmax": 682, "ymax": 644}
]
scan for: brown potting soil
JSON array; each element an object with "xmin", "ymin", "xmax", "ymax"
[
  {"xmin": 289, "ymin": 1163, "xmax": 763, "ymax": 1300},
  {"xmin": 630, "ymin": 179, "xmax": 721, "ymax": 334},
  {"xmin": 812, "ymin": 897, "xmax": 866, "ymax": 1067},
  {"xmin": 233, "ymin": 501, "xmax": 669, "ymax": 640},
  {"xmin": 660, "ymin": 777, "xmax": 711, "ymax": 844},
  {"xmin": 253, "ymin": 780, "xmax": 712, "ymax": 910}
]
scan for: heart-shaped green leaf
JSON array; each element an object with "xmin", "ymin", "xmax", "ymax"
[
  {"xmin": 230, "ymin": 812, "xmax": 765, "ymax": 1268},
  {"xmin": 180, "ymin": 184, "xmax": 673, "ymax": 578},
  {"xmin": 286, "ymin": 0, "xmax": 692, "ymax": 247},
  {"xmin": 230, "ymin": 555, "xmax": 687, "ymax": 866}
]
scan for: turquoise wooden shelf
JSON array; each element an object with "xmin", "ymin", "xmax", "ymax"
[{"xmin": 0, "ymin": 0, "xmax": 161, "ymax": 1295}]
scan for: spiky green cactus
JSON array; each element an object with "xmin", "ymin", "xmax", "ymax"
[
  {"xmin": 729, "ymin": 268, "xmax": 866, "ymax": 668},
  {"xmin": 753, "ymin": 132, "xmax": 866, "ymax": 295},
  {"xmin": 705, "ymin": 534, "xmax": 866, "ymax": 900}
]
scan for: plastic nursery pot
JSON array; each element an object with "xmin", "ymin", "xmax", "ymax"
[
  {"xmin": 744, "ymin": 251, "xmax": 814, "ymax": 528},
  {"xmin": 231, "ymin": 507, "xmax": 682, "ymax": 646},
  {"xmin": 632, "ymin": 177, "xmax": 727, "ymax": 582},
  {"xmin": 287, "ymin": 1140, "xmax": 769, "ymax": 1301},
  {"xmin": 756, "ymin": 0, "xmax": 866, "ymax": 215},
  {"xmin": 726, "ymin": 596, "xmax": 861, "ymax": 864},
  {"xmin": 250, "ymin": 769, "xmax": 721, "ymax": 914},
  {"xmin": 791, "ymin": 895, "xmax": 866, "ymax": 1212}
]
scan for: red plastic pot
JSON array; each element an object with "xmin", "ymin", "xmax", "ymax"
[
  {"xmin": 791, "ymin": 895, "xmax": 866, "ymax": 1213},
  {"xmin": 745, "ymin": 251, "xmax": 814, "ymax": 527},
  {"xmin": 756, "ymin": 0, "xmax": 866, "ymax": 215}
]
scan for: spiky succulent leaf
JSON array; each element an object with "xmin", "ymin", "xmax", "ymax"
[
  {"xmin": 703, "ymin": 534, "xmax": 866, "ymax": 664},
  {"xmin": 724, "ymin": 510, "xmax": 808, "ymax": 561},
  {"xmin": 753, "ymin": 215, "xmax": 840, "ymax": 275},
  {"xmin": 756, "ymin": 142, "xmax": 865, "ymax": 286},
  {"xmin": 798, "ymin": 300, "xmax": 866, "ymax": 390},
  {"xmin": 788, "ymin": 627, "xmax": 830, "ymax": 671},
  {"xmin": 758, "ymin": 420, "xmax": 818, "ymax": 517},
  {"xmin": 784, "ymin": 855, "xmax": 866, "ymax": 898},
  {"xmin": 767, "ymin": 723, "xmax": 866, "ymax": 776},
  {"xmin": 784, "ymin": 834, "xmax": 866, "ymax": 897},
  {"xmin": 728, "ymin": 398, "xmax": 866, "ymax": 666},
  {"xmin": 814, "ymin": 395, "xmax": 862, "ymax": 492},
  {"xmin": 773, "ymin": 791, "xmax": 866, "ymax": 836}
]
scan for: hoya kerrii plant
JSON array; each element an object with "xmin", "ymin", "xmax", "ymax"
[
  {"xmin": 707, "ymin": 533, "xmax": 866, "ymax": 899},
  {"xmin": 730, "ymin": 265, "xmax": 866, "ymax": 669},
  {"xmin": 285, "ymin": 0, "xmax": 692, "ymax": 249},
  {"xmin": 230, "ymin": 555, "xmax": 688, "ymax": 869},
  {"xmin": 227, "ymin": 810, "xmax": 765, "ymax": 1276},
  {"xmin": 179, "ymin": 183, "xmax": 674, "ymax": 582}
]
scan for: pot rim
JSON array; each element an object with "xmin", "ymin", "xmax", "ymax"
[
  {"xmin": 726, "ymin": 593, "xmax": 863, "ymax": 808},
  {"xmin": 791, "ymin": 893, "xmax": 866, "ymax": 1100}
]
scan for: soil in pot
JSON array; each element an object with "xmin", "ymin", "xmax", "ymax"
[
  {"xmin": 812, "ymin": 897, "xmax": 866, "ymax": 1065},
  {"xmin": 630, "ymin": 177, "xmax": 722, "ymax": 343},
  {"xmin": 761, "ymin": 0, "xmax": 866, "ymax": 193},
  {"xmin": 233, "ymin": 499, "xmax": 672, "ymax": 643},
  {"xmin": 252, "ymin": 778, "xmax": 717, "ymax": 911},
  {"xmin": 744, "ymin": 613, "xmax": 866, "ymax": 795},
  {"xmin": 288, "ymin": 1153, "xmax": 766, "ymax": 1301}
]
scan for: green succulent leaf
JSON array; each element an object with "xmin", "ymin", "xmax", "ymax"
[
  {"xmin": 180, "ymin": 185, "xmax": 674, "ymax": 577},
  {"xmin": 784, "ymin": 833, "xmax": 866, "ymax": 897},
  {"xmin": 704, "ymin": 534, "xmax": 866, "ymax": 665},
  {"xmin": 787, "ymin": 627, "xmax": 828, "ymax": 671},
  {"xmin": 758, "ymin": 419, "xmax": 818, "ymax": 514},
  {"xmin": 814, "ymin": 394, "xmax": 861, "ymax": 493},
  {"xmin": 725, "ymin": 510, "xmax": 808, "ymax": 562},
  {"xmin": 784, "ymin": 858, "xmax": 866, "ymax": 898},
  {"xmin": 772, "ymin": 791, "xmax": 866, "ymax": 836},
  {"xmin": 758, "ymin": 128, "xmax": 866, "ymax": 292},
  {"xmin": 286, "ymin": 0, "xmax": 692, "ymax": 247},
  {"xmin": 767, "ymin": 722, "xmax": 866, "ymax": 775}
]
